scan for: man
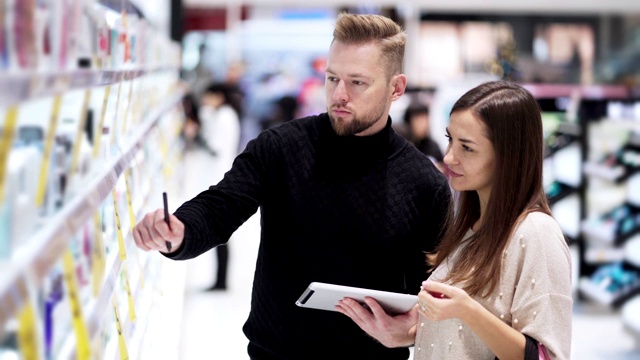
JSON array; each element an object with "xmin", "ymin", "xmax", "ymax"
[{"xmin": 133, "ymin": 13, "xmax": 450, "ymax": 360}]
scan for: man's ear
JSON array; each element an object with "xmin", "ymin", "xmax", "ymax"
[{"xmin": 391, "ymin": 74, "xmax": 407, "ymax": 101}]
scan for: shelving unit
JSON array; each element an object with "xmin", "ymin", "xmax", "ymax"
[
  {"xmin": 0, "ymin": 1, "xmax": 186, "ymax": 359},
  {"xmin": 523, "ymin": 84, "xmax": 640, "ymax": 311},
  {"xmin": 527, "ymin": 85, "xmax": 640, "ymax": 332}
]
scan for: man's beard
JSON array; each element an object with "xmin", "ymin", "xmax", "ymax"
[{"xmin": 328, "ymin": 103, "xmax": 387, "ymax": 136}]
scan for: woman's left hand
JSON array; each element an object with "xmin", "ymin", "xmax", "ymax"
[
  {"xmin": 336, "ymin": 296, "xmax": 418, "ymax": 348},
  {"xmin": 417, "ymin": 281, "xmax": 476, "ymax": 322}
]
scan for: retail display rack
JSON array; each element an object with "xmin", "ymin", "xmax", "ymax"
[
  {"xmin": 0, "ymin": 1, "xmax": 186, "ymax": 359},
  {"xmin": 523, "ymin": 83, "xmax": 640, "ymax": 342}
]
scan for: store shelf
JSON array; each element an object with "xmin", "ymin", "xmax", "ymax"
[
  {"xmin": 0, "ymin": 87, "xmax": 185, "ymax": 337},
  {"xmin": 544, "ymin": 122, "xmax": 582, "ymax": 159},
  {"xmin": 59, "ymin": 234, "xmax": 153, "ymax": 360},
  {"xmin": 579, "ymin": 277, "xmax": 617, "ymax": 306},
  {"xmin": 521, "ymin": 83, "xmax": 629, "ymax": 100},
  {"xmin": 579, "ymin": 261, "xmax": 640, "ymax": 308},
  {"xmin": 546, "ymin": 181, "xmax": 579, "ymax": 206},
  {"xmin": 585, "ymin": 247, "xmax": 626, "ymax": 264},
  {"xmin": 0, "ymin": 68, "xmax": 174, "ymax": 108},
  {"xmin": 581, "ymin": 202, "xmax": 640, "ymax": 246},
  {"xmin": 584, "ymin": 161, "xmax": 628, "ymax": 182}
]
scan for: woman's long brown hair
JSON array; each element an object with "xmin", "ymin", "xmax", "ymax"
[{"xmin": 428, "ymin": 81, "xmax": 552, "ymax": 298}]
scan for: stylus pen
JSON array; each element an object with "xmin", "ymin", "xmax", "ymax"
[{"xmin": 163, "ymin": 192, "xmax": 172, "ymax": 252}]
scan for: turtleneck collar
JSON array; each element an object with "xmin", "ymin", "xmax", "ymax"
[{"xmin": 315, "ymin": 114, "xmax": 401, "ymax": 179}]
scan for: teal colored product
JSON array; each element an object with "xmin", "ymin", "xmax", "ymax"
[
  {"xmin": 111, "ymin": 29, "xmax": 119, "ymax": 68},
  {"xmin": 611, "ymin": 205, "xmax": 630, "ymax": 221},
  {"xmin": 546, "ymin": 182, "xmax": 561, "ymax": 197},
  {"xmin": 620, "ymin": 217, "xmax": 634, "ymax": 235},
  {"xmin": 0, "ymin": 202, "xmax": 9, "ymax": 258}
]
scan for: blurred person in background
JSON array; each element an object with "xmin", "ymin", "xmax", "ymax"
[
  {"xmin": 401, "ymin": 102, "xmax": 444, "ymax": 172},
  {"xmin": 184, "ymin": 82, "xmax": 242, "ymax": 291},
  {"xmin": 262, "ymin": 95, "xmax": 299, "ymax": 129}
]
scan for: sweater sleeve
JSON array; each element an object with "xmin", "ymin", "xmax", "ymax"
[
  {"xmin": 404, "ymin": 172, "xmax": 451, "ymax": 292},
  {"xmin": 509, "ymin": 213, "xmax": 573, "ymax": 360},
  {"xmin": 166, "ymin": 129, "xmax": 276, "ymax": 260}
]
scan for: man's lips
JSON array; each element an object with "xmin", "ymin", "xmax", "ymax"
[{"xmin": 331, "ymin": 107, "xmax": 351, "ymax": 116}]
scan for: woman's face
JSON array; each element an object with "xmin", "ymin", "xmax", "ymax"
[{"xmin": 443, "ymin": 109, "xmax": 496, "ymax": 202}]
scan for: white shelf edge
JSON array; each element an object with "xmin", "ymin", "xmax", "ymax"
[
  {"xmin": 0, "ymin": 87, "xmax": 185, "ymax": 334},
  {"xmin": 578, "ymin": 277, "xmax": 615, "ymax": 306},
  {"xmin": 0, "ymin": 67, "xmax": 177, "ymax": 108}
]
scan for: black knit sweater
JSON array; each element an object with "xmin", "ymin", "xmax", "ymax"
[{"xmin": 169, "ymin": 113, "xmax": 451, "ymax": 359}]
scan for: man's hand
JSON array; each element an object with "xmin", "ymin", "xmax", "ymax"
[
  {"xmin": 336, "ymin": 297, "xmax": 418, "ymax": 348},
  {"xmin": 132, "ymin": 209, "xmax": 185, "ymax": 253}
]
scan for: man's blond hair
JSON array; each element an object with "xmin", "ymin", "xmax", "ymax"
[{"xmin": 332, "ymin": 12, "xmax": 406, "ymax": 78}]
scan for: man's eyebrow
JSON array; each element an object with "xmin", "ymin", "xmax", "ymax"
[{"xmin": 325, "ymin": 68, "xmax": 370, "ymax": 79}]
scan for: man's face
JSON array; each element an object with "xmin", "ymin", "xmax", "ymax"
[{"xmin": 325, "ymin": 40, "xmax": 405, "ymax": 136}]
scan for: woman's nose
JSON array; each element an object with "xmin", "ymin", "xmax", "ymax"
[{"xmin": 443, "ymin": 147, "xmax": 455, "ymax": 166}]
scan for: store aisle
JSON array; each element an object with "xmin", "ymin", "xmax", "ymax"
[{"xmin": 178, "ymin": 213, "xmax": 261, "ymax": 359}]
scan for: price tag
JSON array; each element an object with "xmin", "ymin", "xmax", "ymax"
[
  {"xmin": 124, "ymin": 171, "xmax": 136, "ymax": 233},
  {"xmin": 156, "ymin": 130, "xmax": 172, "ymax": 178},
  {"xmin": 35, "ymin": 95, "xmax": 63, "ymax": 207},
  {"xmin": 112, "ymin": 189, "xmax": 126, "ymax": 261},
  {"xmin": 112, "ymin": 294, "xmax": 130, "ymax": 360},
  {"xmin": 111, "ymin": 81, "xmax": 123, "ymax": 146},
  {"xmin": 93, "ymin": 86, "xmax": 112, "ymax": 159},
  {"xmin": 0, "ymin": 106, "xmax": 19, "ymax": 204},
  {"xmin": 124, "ymin": 170, "xmax": 145, "ymax": 288},
  {"xmin": 70, "ymin": 89, "xmax": 92, "ymax": 175},
  {"xmin": 92, "ymin": 212, "xmax": 106, "ymax": 298},
  {"xmin": 62, "ymin": 249, "xmax": 91, "ymax": 360},
  {"xmin": 17, "ymin": 300, "xmax": 40, "ymax": 360},
  {"xmin": 121, "ymin": 80, "xmax": 134, "ymax": 134},
  {"xmin": 122, "ymin": 265, "xmax": 136, "ymax": 322}
]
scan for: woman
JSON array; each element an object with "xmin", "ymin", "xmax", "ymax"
[{"xmin": 337, "ymin": 81, "xmax": 573, "ymax": 359}]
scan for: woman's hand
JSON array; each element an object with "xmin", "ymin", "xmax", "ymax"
[
  {"xmin": 417, "ymin": 280, "xmax": 477, "ymax": 323},
  {"xmin": 336, "ymin": 297, "xmax": 418, "ymax": 348}
]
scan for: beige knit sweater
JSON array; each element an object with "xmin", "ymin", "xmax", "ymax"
[{"xmin": 413, "ymin": 212, "xmax": 573, "ymax": 360}]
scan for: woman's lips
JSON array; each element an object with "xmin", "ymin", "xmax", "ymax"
[{"xmin": 445, "ymin": 168, "xmax": 462, "ymax": 178}]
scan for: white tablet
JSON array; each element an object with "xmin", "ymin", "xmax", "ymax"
[{"xmin": 295, "ymin": 282, "xmax": 418, "ymax": 315}]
